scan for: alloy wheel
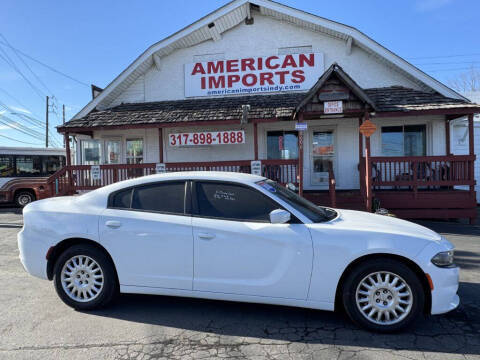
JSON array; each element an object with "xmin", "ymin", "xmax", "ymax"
[
  {"xmin": 355, "ymin": 271, "xmax": 413, "ymax": 325},
  {"xmin": 60, "ymin": 255, "xmax": 104, "ymax": 302}
]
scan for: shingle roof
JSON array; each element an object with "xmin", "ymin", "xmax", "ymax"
[
  {"xmin": 364, "ymin": 86, "xmax": 477, "ymax": 112},
  {"xmin": 61, "ymin": 87, "xmax": 478, "ymax": 130},
  {"xmin": 62, "ymin": 93, "xmax": 305, "ymax": 129}
]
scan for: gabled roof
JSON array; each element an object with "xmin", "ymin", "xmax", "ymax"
[
  {"xmin": 295, "ymin": 63, "xmax": 376, "ymax": 116},
  {"xmin": 71, "ymin": 0, "xmax": 468, "ymax": 121}
]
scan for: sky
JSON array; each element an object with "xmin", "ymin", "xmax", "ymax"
[{"xmin": 0, "ymin": 0, "xmax": 479, "ymax": 147}]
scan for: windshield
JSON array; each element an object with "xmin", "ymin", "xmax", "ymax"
[{"xmin": 257, "ymin": 180, "xmax": 337, "ymax": 223}]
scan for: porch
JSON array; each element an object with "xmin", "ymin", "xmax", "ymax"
[
  {"xmin": 47, "ymin": 154, "xmax": 477, "ymax": 221},
  {"xmin": 51, "ymin": 64, "xmax": 480, "ymax": 222}
]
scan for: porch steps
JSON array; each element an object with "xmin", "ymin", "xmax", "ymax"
[{"xmin": 304, "ymin": 191, "xmax": 366, "ymax": 211}]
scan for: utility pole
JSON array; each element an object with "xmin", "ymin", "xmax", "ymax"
[
  {"xmin": 62, "ymin": 104, "xmax": 65, "ymax": 148},
  {"xmin": 45, "ymin": 95, "xmax": 49, "ymax": 148}
]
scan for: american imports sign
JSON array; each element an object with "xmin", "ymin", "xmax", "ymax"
[{"xmin": 184, "ymin": 53, "xmax": 324, "ymax": 97}]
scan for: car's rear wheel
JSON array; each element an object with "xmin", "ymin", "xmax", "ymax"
[
  {"xmin": 342, "ymin": 258, "xmax": 425, "ymax": 332},
  {"xmin": 15, "ymin": 190, "xmax": 35, "ymax": 207},
  {"xmin": 53, "ymin": 244, "xmax": 117, "ymax": 310}
]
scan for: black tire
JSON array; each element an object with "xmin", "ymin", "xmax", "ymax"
[
  {"xmin": 342, "ymin": 258, "xmax": 425, "ymax": 333},
  {"xmin": 53, "ymin": 244, "xmax": 118, "ymax": 310},
  {"xmin": 15, "ymin": 190, "xmax": 35, "ymax": 207}
]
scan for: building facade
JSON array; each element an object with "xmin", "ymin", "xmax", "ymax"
[{"xmin": 53, "ymin": 0, "xmax": 480, "ymax": 221}]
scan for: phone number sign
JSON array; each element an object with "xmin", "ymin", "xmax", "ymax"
[{"xmin": 169, "ymin": 130, "xmax": 245, "ymax": 146}]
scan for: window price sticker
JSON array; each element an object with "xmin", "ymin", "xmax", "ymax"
[{"xmin": 169, "ymin": 130, "xmax": 245, "ymax": 146}]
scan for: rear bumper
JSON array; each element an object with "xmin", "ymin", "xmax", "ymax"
[{"xmin": 17, "ymin": 228, "xmax": 49, "ymax": 280}]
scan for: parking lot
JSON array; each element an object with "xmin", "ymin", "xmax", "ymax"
[{"xmin": 0, "ymin": 208, "xmax": 479, "ymax": 360}]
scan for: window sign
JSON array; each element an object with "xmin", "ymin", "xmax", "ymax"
[
  {"xmin": 156, "ymin": 163, "xmax": 166, "ymax": 173},
  {"xmin": 251, "ymin": 161, "xmax": 262, "ymax": 176},
  {"xmin": 324, "ymin": 101, "xmax": 343, "ymax": 114},
  {"xmin": 91, "ymin": 165, "xmax": 101, "ymax": 181},
  {"xmin": 295, "ymin": 123, "xmax": 308, "ymax": 131}
]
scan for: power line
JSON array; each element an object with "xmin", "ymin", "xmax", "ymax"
[
  {"xmin": 0, "ymin": 39, "xmax": 90, "ymax": 87},
  {"xmin": 424, "ymin": 67, "xmax": 479, "ymax": 73},
  {"xmin": 0, "ymin": 47, "xmax": 45, "ymax": 100},
  {"xmin": 414, "ymin": 61, "xmax": 480, "ymax": 66},
  {"xmin": 0, "ymin": 34, "xmax": 53, "ymax": 95},
  {"xmin": 0, "ymin": 133, "xmax": 43, "ymax": 146},
  {"xmin": 407, "ymin": 53, "xmax": 480, "ymax": 60}
]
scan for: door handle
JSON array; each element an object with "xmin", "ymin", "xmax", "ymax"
[
  {"xmin": 198, "ymin": 232, "xmax": 215, "ymax": 240},
  {"xmin": 105, "ymin": 220, "xmax": 122, "ymax": 229}
]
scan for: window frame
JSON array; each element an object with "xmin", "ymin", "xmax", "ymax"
[
  {"xmin": 266, "ymin": 130, "xmax": 299, "ymax": 160},
  {"xmin": 191, "ymin": 180, "xmax": 300, "ymax": 223},
  {"xmin": 107, "ymin": 181, "xmax": 190, "ymax": 216},
  {"xmin": 381, "ymin": 124, "xmax": 427, "ymax": 157}
]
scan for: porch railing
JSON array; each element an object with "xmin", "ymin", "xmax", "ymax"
[
  {"xmin": 369, "ymin": 155, "xmax": 476, "ymax": 189},
  {"xmin": 47, "ymin": 159, "xmax": 299, "ymax": 195}
]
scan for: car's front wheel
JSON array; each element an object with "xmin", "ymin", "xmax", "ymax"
[
  {"xmin": 53, "ymin": 244, "xmax": 117, "ymax": 310},
  {"xmin": 342, "ymin": 258, "xmax": 425, "ymax": 332}
]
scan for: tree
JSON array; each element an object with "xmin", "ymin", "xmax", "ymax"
[{"xmin": 448, "ymin": 66, "xmax": 480, "ymax": 93}]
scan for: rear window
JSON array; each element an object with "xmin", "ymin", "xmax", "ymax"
[
  {"xmin": 111, "ymin": 188, "xmax": 132, "ymax": 208},
  {"xmin": 132, "ymin": 182, "xmax": 185, "ymax": 214}
]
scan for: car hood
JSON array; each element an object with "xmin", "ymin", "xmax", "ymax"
[{"xmin": 324, "ymin": 209, "xmax": 442, "ymax": 242}]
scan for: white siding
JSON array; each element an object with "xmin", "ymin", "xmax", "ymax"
[
  {"xmin": 109, "ymin": 13, "xmax": 421, "ymax": 106},
  {"xmin": 370, "ymin": 115, "xmax": 446, "ymax": 157},
  {"xmin": 110, "ymin": 75, "xmax": 145, "ymax": 107},
  {"xmin": 450, "ymin": 117, "xmax": 480, "ymax": 203},
  {"xmin": 164, "ymin": 124, "xmax": 254, "ymax": 163}
]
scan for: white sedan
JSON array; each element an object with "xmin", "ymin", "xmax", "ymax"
[{"xmin": 18, "ymin": 172, "xmax": 459, "ymax": 332}]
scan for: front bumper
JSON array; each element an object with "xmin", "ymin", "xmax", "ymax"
[
  {"xmin": 17, "ymin": 228, "xmax": 49, "ymax": 280},
  {"xmin": 429, "ymin": 265, "xmax": 460, "ymax": 314},
  {"xmin": 416, "ymin": 239, "xmax": 460, "ymax": 315}
]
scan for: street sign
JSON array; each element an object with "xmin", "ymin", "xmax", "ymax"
[
  {"xmin": 251, "ymin": 160, "xmax": 262, "ymax": 176},
  {"xmin": 295, "ymin": 123, "xmax": 308, "ymax": 131},
  {"xmin": 359, "ymin": 119, "xmax": 377, "ymax": 138},
  {"xmin": 91, "ymin": 165, "xmax": 101, "ymax": 181}
]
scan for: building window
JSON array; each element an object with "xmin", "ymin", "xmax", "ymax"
[
  {"xmin": 126, "ymin": 139, "xmax": 143, "ymax": 164},
  {"xmin": 105, "ymin": 139, "xmax": 121, "ymax": 164},
  {"xmin": 381, "ymin": 125, "xmax": 426, "ymax": 156},
  {"xmin": 267, "ymin": 131, "xmax": 298, "ymax": 160},
  {"xmin": 81, "ymin": 140, "xmax": 102, "ymax": 165}
]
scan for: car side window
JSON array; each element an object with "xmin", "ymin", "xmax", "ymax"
[
  {"xmin": 194, "ymin": 181, "xmax": 279, "ymax": 222},
  {"xmin": 111, "ymin": 188, "xmax": 133, "ymax": 209},
  {"xmin": 131, "ymin": 181, "xmax": 186, "ymax": 214}
]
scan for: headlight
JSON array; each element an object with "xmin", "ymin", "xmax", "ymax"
[{"xmin": 431, "ymin": 250, "xmax": 455, "ymax": 267}]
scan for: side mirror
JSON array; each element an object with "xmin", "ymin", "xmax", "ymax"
[{"xmin": 269, "ymin": 209, "xmax": 291, "ymax": 224}]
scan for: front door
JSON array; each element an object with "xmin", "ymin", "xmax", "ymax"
[
  {"xmin": 311, "ymin": 130, "xmax": 335, "ymax": 186},
  {"xmin": 99, "ymin": 181, "xmax": 193, "ymax": 289},
  {"xmin": 192, "ymin": 181, "xmax": 312, "ymax": 299}
]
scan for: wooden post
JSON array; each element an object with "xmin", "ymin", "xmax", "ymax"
[
  {"xmin": 64, "ymin": 132, "xmax": 73, "ymax": 193},
  {"xmin": 364, "ymin": 111, "xmax": 372, "ymax": 212},
  {"xmin": 445, "ymin": 119, "xmax": 451, "ymax": 155},
  {"xmin": 158, "ymin": 128, "xmax": 164, "ymax": 163},
  {"xmin": 298, "ymin": 112, "xmax": 304, "ymax": 197},
  {"xmin": 253, "ymin": 121, "xmax": 258, "ymax": 160},
  {"xmin": 65, "ymin": 132, "xmax": 71, "ymax": 166},
  {"xmin": 358, "ymin": 116, "xmax": 363, "ymax": 166},
  {"xmin": 468, "ymin": 113, "xmax": 475, "ymax": 194}
]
